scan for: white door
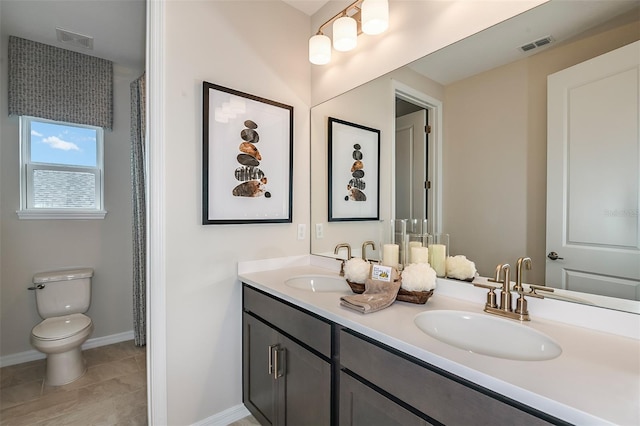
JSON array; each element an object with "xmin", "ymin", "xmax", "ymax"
[
  {"xmin": 546, "ymin": 41, "xmax": 640, "ymax": 300},
  {"xmin": 396, "ymin": 110, "xmax": 427, "ymax": 220}
]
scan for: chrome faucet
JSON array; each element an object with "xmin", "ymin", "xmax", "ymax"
[
  {"xmin": 334, "ymin": 243, "xmax": 352, "ymax": 276},
  {"xmin": 361, "ymin": 241, "xmax": 376, "ymax": 262}
]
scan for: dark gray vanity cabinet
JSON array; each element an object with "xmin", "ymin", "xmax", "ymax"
[
  {"xmin": 339, "ymin": 329, "xmax": 566, "ymax": 426},
  {"xmin": 340, "ymin": 371, "xmax": 432, "ymax": 425},
  {"xmin": 242, "ymin": 285, "xmax": 333, "ymax": 426},
  {"xmin": 242, "ymin": 284, "xmax": 569, "ymax": 426}
]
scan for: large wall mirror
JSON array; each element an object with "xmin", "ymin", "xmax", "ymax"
[{"xmin": 310, "ymin": 0, "xmax": 640, "ymax": 313}]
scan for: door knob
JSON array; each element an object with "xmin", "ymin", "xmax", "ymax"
[{"xmin": 547, "ymin": 251, "xmax": 564, "ymax": 261}]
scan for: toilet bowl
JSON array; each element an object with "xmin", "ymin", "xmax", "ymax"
[
  {"xmin": 29, "ymin": 268, "xmax": 94, "ymax": 386},
  {"xmin": 31, "ymin": 313, "xmax": 94, "ymax": 385}
]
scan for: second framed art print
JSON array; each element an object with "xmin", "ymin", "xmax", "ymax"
[
  {"xmin": 202, "ymin": 82, "xmax": 293, "ymax": 224},
  {"xmin": 328, "ymin": 117, "xmax": 380, "ymax": 222}
]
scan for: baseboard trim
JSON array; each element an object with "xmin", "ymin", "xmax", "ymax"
[
  {"xmin": 191, "ymin": 404, "xmax": 251, "ymax": 426},
  {"xmin": 0, "ymin": 330, "xmax": 135, "ymax": 368}
]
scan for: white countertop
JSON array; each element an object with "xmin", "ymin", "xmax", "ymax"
[{"xmin": 238, "ymin": 255, "xmax": 640, "ymax": 426}]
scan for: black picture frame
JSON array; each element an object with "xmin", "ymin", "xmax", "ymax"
[
  {"xmin": 202, "ymin": 82, "xmax": 293, "ymax": 224},
  {"xmin": 328, "ymin": 117, "xmax": 380, "ymax": 222}
]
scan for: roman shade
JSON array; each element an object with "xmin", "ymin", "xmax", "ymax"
[{"xmin": 8, "ymin": 36, "xmax": 113, "ymax": 130}]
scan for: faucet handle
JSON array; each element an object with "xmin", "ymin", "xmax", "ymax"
[
  {"xmin": 473, "ymin": 282, "xmax": 500, "ymax": 290},
  {"xmin": 527, "ymin": 284, "xmax": 554, "ymax": 298},
  {"xmin": 336, "ymin": 258, "xmax": 346, "ymax": 277},
  {"xmin": 473, "ymin": 283, "xmax": 499, "ymax": 309}
]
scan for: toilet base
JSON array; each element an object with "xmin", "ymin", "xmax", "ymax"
[{"xmin": 45, "ymin": 346, "xmax": 87, "ymax": 386}]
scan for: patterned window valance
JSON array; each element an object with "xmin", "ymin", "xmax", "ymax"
[{"xmin": 8, "ymin": 36, "xmax": 113, "ymax": 130}]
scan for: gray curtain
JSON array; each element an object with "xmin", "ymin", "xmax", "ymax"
[
  {"xmin": 8, "ymin": 36, "xmax": 113, "ymax": 129},
  {"xmin": 131, "ymin": 73, "xmax": 146, "ymax": 346}
]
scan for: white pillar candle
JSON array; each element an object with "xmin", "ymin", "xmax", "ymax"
[
  {"xmin": 410, "ymin": 246, "xmax": 429, "ymax": 264},
  {"xmin": 408, "ymin": 241, "xmax": 422, "ymax": 249},
  {"xmin": 430, "ymin": 244, "xmax": 446, "ymax": 277},
  {"xmin": 382, "ymin": 244, "xmax": 399, "ymax": 268}
]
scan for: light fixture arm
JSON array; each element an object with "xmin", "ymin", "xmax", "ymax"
[{"xmin": 316, "ymin": 0, "xmax": 363, "ymax": 36}]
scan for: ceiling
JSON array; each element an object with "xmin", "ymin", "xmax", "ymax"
[
  {"xmin": 0, "ymin": 0, "xmax": 146, "ymax": 69},
  {"xmin": 408, "ymin": 0, "xmax": 639, "ymax": 85},
  {"xmin": 283, "ymin": 0, "xmax": 330, "ymax": 16}
]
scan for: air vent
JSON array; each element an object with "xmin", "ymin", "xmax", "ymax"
[
  {"xmin": 56, "ymin": 28, "xmax": 93, "ymax": 50},
  {"xmin": 519, "ymin": 36, "xmax": 554, "ymax": 53}
]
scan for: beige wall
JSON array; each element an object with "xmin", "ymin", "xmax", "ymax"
[
  {"xmin": 0, "ymin": 31, "xmax": 142, "ymax": 358},
  {"xmin": 443, "ymin": 16, "xmax": 640, "ymax": 283},
  {"xmin": 162, "ymin": 2, "xmax": 310, "ymax": 423}
]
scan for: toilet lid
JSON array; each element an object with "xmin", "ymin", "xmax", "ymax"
[{"xmin": 32, "ymin": 313, "xmax": 92, "ymax": 340}]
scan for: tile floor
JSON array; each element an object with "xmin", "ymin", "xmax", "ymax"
[
  {"xmin": 229, "ymin": 415, "xmax": 260, "ymax": 426},
  {"xmin": 0, "ymin": 340, "xmax": 146, "ymax": 425}
]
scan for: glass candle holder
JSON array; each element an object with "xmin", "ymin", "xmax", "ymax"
[
  {"xmin": 406, "ymin": 219, "xmax": 429, "ymax": 264},
  {"xmin": 381, "ymin": 219, "xmax": 407, "ymax": 269},
  {"xmin": 428, "ymin": 233, "xmax": 449, "ymax": 277}
]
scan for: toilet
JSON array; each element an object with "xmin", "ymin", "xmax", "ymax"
[{"xmin": 30, "ymin": 268, "xmax": 94, "ymax": 386}]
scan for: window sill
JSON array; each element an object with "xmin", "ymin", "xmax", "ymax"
[{"xmin": 16, "ymin": 209, "xmax": 108, "ymax": 220}]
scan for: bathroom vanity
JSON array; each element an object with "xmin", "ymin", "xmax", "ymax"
[{"xmin": 239, "ymin": 256, "xmax": 640, "ymax": 426}]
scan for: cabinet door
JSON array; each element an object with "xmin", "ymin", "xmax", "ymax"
[
  {"xmin": 339, "ymin": 372, "xmax": 431, "ymax": 426},
  {"xmin": 278, "ymin": 334, "xmax": 331, "ymax": 426},
  {"xmin": 243, "ymin": 313, "xmax": 278, "ymax": 425}
]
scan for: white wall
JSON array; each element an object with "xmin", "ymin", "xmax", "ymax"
[
  {"xmin": 161, "ymin": 1, "xmax": 310, "ymax": 423},
  {"xmin": 0, "ymin": 31, "xmax": 142, "ymax": 359}
]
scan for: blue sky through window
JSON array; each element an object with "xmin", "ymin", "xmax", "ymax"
[{"xmin": 30, "ymin": 120, "xmax": 97, "ymax": 167}]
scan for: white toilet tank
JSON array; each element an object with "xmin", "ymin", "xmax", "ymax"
[{"xmin": 33, "ymin": 268, "xmax": 93, "ymax": 319}]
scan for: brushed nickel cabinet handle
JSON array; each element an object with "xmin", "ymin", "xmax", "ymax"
[
  {"xmin": 273, "ymin": 346, "xmax": 285, "ymax": 379},
  {"xmin": 268, "ymin": 344, "xmax": 277, "ymax": 375}
]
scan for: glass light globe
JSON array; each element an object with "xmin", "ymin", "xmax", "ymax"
[
  {"xmin": 333, "ymin": 16, "xmax": 357, "ymax": 52},
  {"xmin": 309, "ymin": 34, "xmax": 331, "ymax": 65},
  {"xmin": 362, "ymin": 0, "xmax": 389, "ymax": 35}
]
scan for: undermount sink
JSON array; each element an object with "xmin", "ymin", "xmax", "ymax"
[
  {"xmin": 414, "ymin": 310, "xmax": 562, "ymax": 361},
  {"xmin": 285, "ymin": 275, "xmax": 349, "ymax": 292}
]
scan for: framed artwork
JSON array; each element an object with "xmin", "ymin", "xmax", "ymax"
[
  {"xmin": 202, "ymin": 82, "xmax": 293, "ymax": 224},
  {"xmin": 328, "ymin": 117, "xmax": 380, "ymax": 221}
]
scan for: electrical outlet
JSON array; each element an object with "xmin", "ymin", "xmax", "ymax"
[
  {"xmin": 297, "ymin": 224, "xmax": 306, "ymax": 240},
  {"xmin": 315, "ymin": 223, "xmax": 323, "ymax": 239}
]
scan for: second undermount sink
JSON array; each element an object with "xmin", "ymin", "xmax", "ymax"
[
  {"xmin": 414, "ymin": 310, "xmax": 562, "ymax": 361},
  {"xmin": 285, "ymin": 275, "xmax": 349, "ymax": 292}
]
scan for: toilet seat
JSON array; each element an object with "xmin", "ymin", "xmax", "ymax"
[{"xmin": 32, "ymin": 313, "xmax": 92, "ymax": 340}]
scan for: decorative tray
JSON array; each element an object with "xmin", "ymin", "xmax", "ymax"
[{"xmin": 346, "ymin": 280, "xmax": 434, "ymax": 305}]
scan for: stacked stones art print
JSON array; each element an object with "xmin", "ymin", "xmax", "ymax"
[
  {"xmin": 346, "ymin": 143, "xmax": 367, "ymax": 202},
  {"xmin": 233, "ymin": 119, "xmax": 271, "ymax": 198},
  {"xmin": 328, "ymin": 117, "xmax": 380, "ymax": 222}
]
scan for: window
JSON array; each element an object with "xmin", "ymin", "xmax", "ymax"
[{"xmin": 18, "ymin": 116, "xmax": 106, "ymax": 219}]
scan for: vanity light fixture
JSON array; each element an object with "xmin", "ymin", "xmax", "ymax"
[{"xmin": 308, "ymin": 0, "xmax": 389, "ymax": 65}]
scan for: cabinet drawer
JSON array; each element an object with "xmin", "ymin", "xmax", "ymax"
[
  {"xmin": 243, "ymin": 285, "xmax": 332, "ymax": 358},
  {"xmin": 340, "ymin": 330, "xmax": 558, "ymax": 426},
  {"xmin": 340, "ymin": 371, "xmax": 431, "ymax": 426}
]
